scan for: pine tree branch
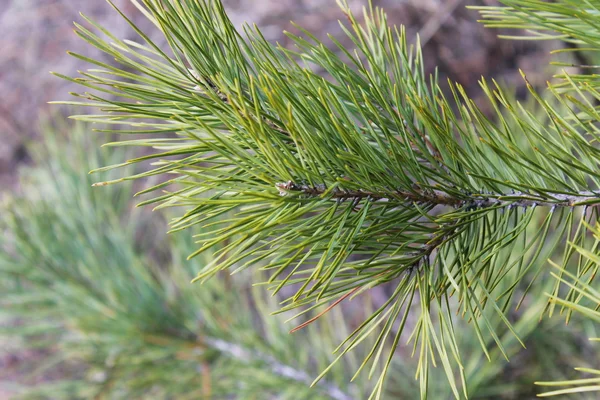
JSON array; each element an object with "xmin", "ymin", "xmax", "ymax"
[
  {"xmin": 57, "ymin": 0, "xmax": 600, "ymax": 397},
  {"xmin": 203, "ymin": 337, "xmax": 355, "ymax": 400},
  {"xmin": 276, "ymin": 182, "xmax": 600, "ymax": 208}
]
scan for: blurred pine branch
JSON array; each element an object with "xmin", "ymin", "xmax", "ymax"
[{"xmin": 0, "ymin": 123, "xmax": 371, "ymax": 399}]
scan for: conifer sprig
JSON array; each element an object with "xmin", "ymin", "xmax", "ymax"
[{"xmin": 54, "ymin": 0, "xmax": 600, "ymax": 397}]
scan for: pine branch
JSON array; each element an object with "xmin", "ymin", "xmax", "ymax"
[{"xmin": 54, "ymin": 0, "xmax": 600, "ymax": 398}]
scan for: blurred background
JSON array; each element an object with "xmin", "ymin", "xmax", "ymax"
[{"xmin": 1, "ymin": 1, "xmax": 592, "ymax": 399}]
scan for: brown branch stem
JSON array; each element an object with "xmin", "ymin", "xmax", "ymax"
[{"xmin": 276, "ymin": 181, "xmax": 600, "ymax": 209}]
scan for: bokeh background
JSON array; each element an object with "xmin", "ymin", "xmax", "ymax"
[{"xmin": 1, "ymin": 1, "xmax": 586, "ymax": 399}]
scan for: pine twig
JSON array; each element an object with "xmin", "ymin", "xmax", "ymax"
[
  {"xmin": 202, "ymin": 337, "xmax": 355, "ymax": 400},
  {"xmin": 276, "ymin": 182, "xmax": 600, "ymax": 209}
]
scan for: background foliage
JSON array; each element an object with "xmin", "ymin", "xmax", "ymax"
[{"xmin": 0, "ymin": 124, "xmax": 371, "ymax": 400}]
